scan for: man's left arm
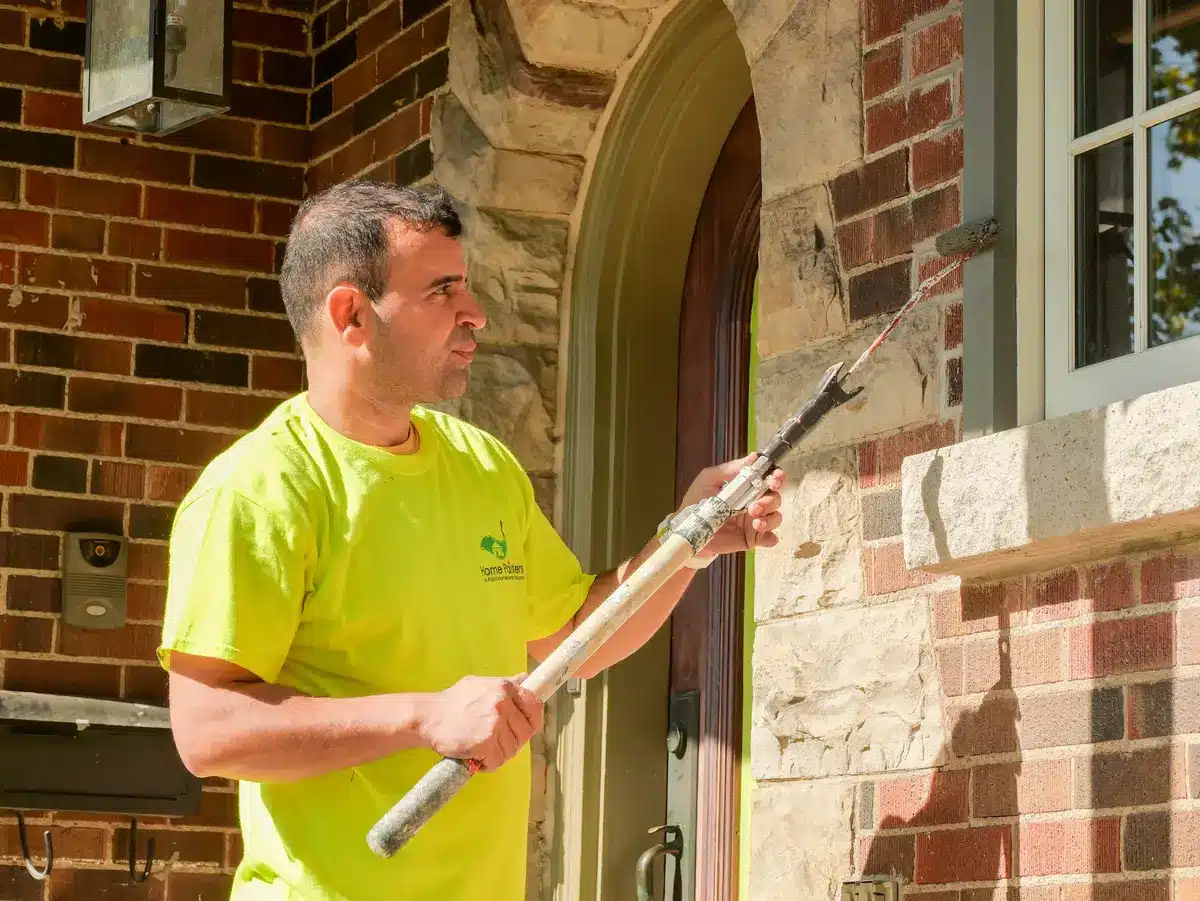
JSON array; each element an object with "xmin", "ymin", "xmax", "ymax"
[{"xmin": 527, "ymin": 454, "xmax": 785, "ymax": 679}]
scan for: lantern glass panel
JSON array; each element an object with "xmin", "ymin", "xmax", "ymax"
[
  {"xmin": 162, "ymin": 0, "xmax": 225, "ymax": 96},
  {"xmin": 88, "ymin": 0, "xmax": 154, "ymax": 116}
]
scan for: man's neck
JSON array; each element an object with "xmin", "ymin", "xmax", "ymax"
[{"xmin": 305, "ymin": 379, "xmax": 416, "ymax": 450}]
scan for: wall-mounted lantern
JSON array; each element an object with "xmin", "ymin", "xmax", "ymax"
[{"xmin": 82, "ymin": 0, "xmax": 233, "ymax": 135}]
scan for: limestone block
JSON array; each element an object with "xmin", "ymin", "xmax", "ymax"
[
  {"xmin": 751, "ymin": 597, "xmax": 945, "ymax": 780},
  {"xmin": 754, "ymin": 446, "xmax": 863, "ymax": 620},
  {"xmin": 750, "ymin": 0, "xmax": 862, "ymax": 200},
  {"xmin": 902, "ymin": 379, "xmax": 1200, "ymax": 579},
  {"xmin": 447, "ymin": 0, "xmax": 603, "ymax": 156},
  {"xmin": 754, "ymin": 303, "xmax": 940, "ymax": 458},
  {"xmin": 757, "ymin": 185, "xmax": 847, "ymax": 360},
  {"xmin": 460, "ymin": 353, "xmax": 556, "ymax": 472},
  {"xmin": 432, "ymin": 92, "xmax": 584, "ymax": 216},
  {"xmin": 462, "ymin": 205, "xmax": 568, "ymax": 348},
  {"xmin": 749, "ymin": 781, "xmax": 854, "ymax": 901},
  {"xmin": 507, "ymin": 0, "xmax": 651, "ymax": 72}
]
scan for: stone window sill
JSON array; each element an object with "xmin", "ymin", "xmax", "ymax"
[{"xmin": 900, "ymin": 380, "xmax": 1200, "ymax": 581}]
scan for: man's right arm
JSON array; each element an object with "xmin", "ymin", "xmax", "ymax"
[{"xmin": 168, "ymin": 651, "xmax": 544, "ymax": 782}]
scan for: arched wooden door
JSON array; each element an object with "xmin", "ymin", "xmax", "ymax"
[{"xmin": 658, "ymin": 95, "xmax": 760, "ymax": 901}]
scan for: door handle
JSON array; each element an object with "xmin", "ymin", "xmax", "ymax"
[{"xmin": 636, "ymin": 825, "xmax": 682, "ymax": 901}]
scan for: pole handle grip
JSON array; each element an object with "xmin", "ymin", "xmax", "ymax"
[{"xmin": 365, "ymin": 756, "xmax": 474, "ymax": 858}]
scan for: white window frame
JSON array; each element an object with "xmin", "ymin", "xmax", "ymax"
[{"xmin": 1043, "ymin": 0, "xmax": 1200, "ymax": 420}]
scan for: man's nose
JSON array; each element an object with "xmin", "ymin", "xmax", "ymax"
[{"xmin": 458, "ymin": 289, "xmax": 487, "ymax": 331}]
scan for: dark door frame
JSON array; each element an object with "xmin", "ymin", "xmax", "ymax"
[{"xmin": 671, "ymin": 95, "xmax": 761, "ymax": 901}]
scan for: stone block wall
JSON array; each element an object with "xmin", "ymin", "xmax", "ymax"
[{"xmin": 0, "ymin": 0, "xmax": 449, "ymax": 895}]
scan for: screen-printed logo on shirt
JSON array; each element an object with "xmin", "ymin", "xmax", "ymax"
[{"xmin": 480, "ymin": 521, "xmax": 525, "ymax": 583}]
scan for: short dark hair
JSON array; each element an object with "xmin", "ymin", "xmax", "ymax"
[{"xmin": 279, "ymin": 179, "xmax": 464, "ymax": 345}]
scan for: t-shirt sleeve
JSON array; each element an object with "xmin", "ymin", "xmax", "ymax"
[
  {"xmin": 520, "ymin": 477, "xmax": 595, "ymax": 642},
  {"xmin": 158, "ymin": 486, "xmax": 311, "ymax": 684}
]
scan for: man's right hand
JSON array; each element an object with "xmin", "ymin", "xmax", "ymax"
[{"xmin": 418, "ymin": 674, "xmax": 543, "ymax": 772}]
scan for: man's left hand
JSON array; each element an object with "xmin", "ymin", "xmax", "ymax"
[{"xmin": 676, "ymin": 453, "xmax": 787, "ymax": 559}]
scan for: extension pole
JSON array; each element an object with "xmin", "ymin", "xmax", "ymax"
[{"xmin": 365, "ymin": 218, "xmax": 998, "ymax": 859}]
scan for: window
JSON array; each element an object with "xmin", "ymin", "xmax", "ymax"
[{"xmin": 1044, "ymin": 0, "xmax": 1200, "ymax": 418}]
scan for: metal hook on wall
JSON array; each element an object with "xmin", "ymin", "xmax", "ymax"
[
  {"xmin": 14, "ymin": 812, "xmax": 53, "ymax": 881},
  {"xmin": 127, "ymin": 817, "xmax": 155, "ymax": 884}
]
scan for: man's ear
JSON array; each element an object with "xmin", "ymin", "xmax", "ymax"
[{"xmin": 324, "ymin": 285, "xmax": 371, "ymax": 348}]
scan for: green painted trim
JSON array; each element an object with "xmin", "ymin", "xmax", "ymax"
[
  {"xmin": 738, "ymin": 277, "xmax": 759, "ymax": 900},
  {"xmin": 557, "ymin": 0, "xmax": 752, "ymax": 896}
]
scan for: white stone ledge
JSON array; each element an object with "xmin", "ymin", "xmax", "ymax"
[{"xmin": 901, "ymin": 380, "xmax": 1200, "ymax": 580}]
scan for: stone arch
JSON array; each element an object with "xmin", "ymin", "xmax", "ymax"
[{"xmin": 427, "ymin": 0, "xmax": 864, "ymax": 893}]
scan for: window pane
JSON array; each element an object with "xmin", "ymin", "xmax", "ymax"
[
  {"xmin": 1075, "ymin": 137, "xmax": 1136, "ymax": 367},
  {"xmin": 1149, "ymin": 109, "xmax": 1200, "ymax": 346},
  {"xmin": 1150, "ymin": 0, "xmax": 1200, "ymax": 106},
  {"xmin": 1077, "ymin": 0, "xmax": 1135, "ymax": 136}
]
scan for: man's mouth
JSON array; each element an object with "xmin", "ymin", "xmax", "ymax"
[{"xmin": 451, "ymin": 343, "xmax": 476, "ymax": 362}]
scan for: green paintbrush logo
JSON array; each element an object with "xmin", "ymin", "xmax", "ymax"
[{"xmin": 480, "ymin": 522, "xmax": 508, "ymax": 560}]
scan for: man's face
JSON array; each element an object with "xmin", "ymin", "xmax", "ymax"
[{"xmin": 347, "ymin": 222, "xmax": 485, "ymax": 409}]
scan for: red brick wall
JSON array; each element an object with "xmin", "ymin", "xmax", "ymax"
[{"xmin": 0, "ymin": 0, "xmax": 447, "ymax": 893}]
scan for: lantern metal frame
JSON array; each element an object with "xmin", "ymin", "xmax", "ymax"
[{"xmin": 81, "ymin": 0, "xmax": 234, "ymax": 134}]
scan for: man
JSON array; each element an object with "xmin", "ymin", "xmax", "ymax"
[{"xmin": 159, "ymin": 179, "xmax": 785, "ymax": 901}]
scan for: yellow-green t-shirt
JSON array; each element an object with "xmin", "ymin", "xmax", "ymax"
[{"xmin": 158, "ymin": 394, "xmax": 594, "ymax": 901}]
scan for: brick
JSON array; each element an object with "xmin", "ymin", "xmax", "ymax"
[
  {"xmin": 1130, "ymin": 678, "xmax": 1200, "ymax": 739},
  {"xmin": 0, "ymin": 531, "xmax": 59, "ymax": 569},
  {"xmin": 328, "ymin": 131, "xmax": 373, "ymax": 184},
  {"xmin": 77, "ymin": 297, "xmax": 187, "ymax": 342},
  {"xmin": 963, "ymin": 628, "xmax": 1064, "ymax": 692},
  {"xmin": 194, "ymin": 310, "xmax": 296, "ymax": 353},
  {"xmin": 259, "ymin": 125, "xmax": 311, "ymax": 164},
  {"xmin": 145, "ymin": 117, "xmax": 256, "ymax": 156},
  {"xmin": 1078, "ymin": 746, "xmax": 1178, "ymax": 810},
  {"xmin": 134, "ymin": 344, "xmax": 250, "ymax": 387},
  {"xmin": 878, "ymin": 420, "xmax": 957, "ymax": 484},
  {"xmin": 937, "ymin": 644, "xmax": 963, "ymax": 696},
  {"xmin": 258, "ymin": 201, "xmax": 297, "ymax": 237},
  {"xmin": 872, "ymin": 204, "xmax": 913, "ymax": 261},
  {"xmin": 0, "ymin": 46, "xmax": 79, "ymax": 90},
  {"xmin": 126, "ymin": 580, "xmax": 165, "ymax": 617},
  {"xmin": 836, "ymin": 218, "xmax": 873, "ymax": 270},
  {"xmin": 21, "ymin": 91, "xmax": 86, "ymax": 132},
  {"xmin": 312, "ymin": 106, "xmax": 353, "ymax": 158},
  {"xmin": 58, "ymin": 620, "xmax": 160, "ymax": 661},
  {"xmin": 6, "ymin": 574, "xmax": 59, "ymax": 612},
  {"xmin": 164, "ymin": 230, "xmax": 276, "ymax": 274},
  {"xmin": 0, "ymin": 124, "xmax": 74, "ymax": 170},
  {"xmin": 919, "ymin": 255, "xmax": 963, "ymax": 298},
  {"xmin": 1033, "ymin": 561, "xmax": 1134, "ymax": 622},
  {"xmin": 3, "ymin": 657, "xmax": 121, "ymax": 698},
  {"xmin": 0, "ymin": 9, "xmax": 24, "ymax": 45},
  {"xmin": 25, "ymin": 171, "xmax": 140, "ymax": 217},
  {"xmin": 874, "ymin": 769, "xmax": 968, "ymax": 827},
  {"xmin": 233, "ymin": 45, "xmax": 260, "ymax": 82},
  {"xmin": 912, "ymin": 13, "xmax": 962, "ymax": 78},
  {"xmin": 865, "ymin": 40, "xmax": 903, "ymax": 100},
  {"xmin": 16, "ymin": 330, "xmax": 131, "ymax": 375},
  {"xmin": 858, "ymin": 834, "xmax": 914, "ymax": 881},
  {"xmin": 353, "ymin": 68, "xmax": 418, "ymax": 135},
  {"xmin": 0, "ymin": 367, "xmax": 64, "ymax": 408},
  {"xmin": 231, "ymin": 8, "xmax": 308, "ymax": 51},
  {"xmin": 865, "ymin": 97, "xmax": 907, "ymax": 154},
  {"xmin": 1020, "ymin": 685, "xmax": 1125, "ymax": 749},
  {"xmin": 1142, "ymin": 550, "xmax": 1200, "ymax": 603},
  {"xmin": 50, "ymin": 215, "xmax": 105, "ymax": 254},
  {"xmin": 0, "ymin": 613, "xmax": 53, "ymax": 652},
  {"xmin": 125, "ymin": 424, "xmax": 238, "ymax": 466},
  {"xmin": 1068, "ymin": 612, "xmax": 1174, "ymax": 679},
  {"xmin": 91, "ymin": 460, "xmax": 145, "ymax": 498},
  {"xmin": 135, "ymin": 264, "xmax": 246, "ymax": 307},
  {"xmin": 865, "ymin": 0, "xmax": 909, "ymax": 43},
  {"xmin": 909, "ymin": 80, "xmax": 954, "ymax": 137},
  {"xmin": 946, "ymin": 356, "xmax": 962, "ymax": 407},
  {"xmin": 127, "ymin": 541, "xmax": 167, "ymax": 581},
  {"xmin": 263, "ymin": 50, "xmax": 312, "ymax": 89},
  {"xmin": 124, "ymin": 664, "xmax": 168, "ymax": 702},
  {"xmin": 0, "ymin": 448, "xmax": 26, "ymax": 484},
  {"xmin": 131, "ymin": 503, "xmax": 175, "ymax": 540},
  {"xmin": 110, "ymin": 826, "xmax": 224, "ymax": 865},
  {"xmin": 859, "ymin": 441, "xmax": 879, "ymax": 488},
  {"xmin": 76, "ymin": 139, "xmax": 190, "ymax": 185},
  {"xmin": 9, "ymin": 493, "xmax": 122, "ymax": 532},
  {"xmin": 913, "ymin": 184, "xmax": 961, "ymax": 242},
  {"xmin": 108, "ymin": 222, "xmax": 162, "ymax": 261},
  {"xmin": 0, "ymin": 248, "xmax": 12, "ymax": 284},
  {"xmin": 31, "ymin": 454, "xmax": 87, "ymax": 492},
  {"xmin": 850, "ymin": 260, "xmax": 910, "ymax": 320},
  {"xmin": 1062, "ymin": 882, "xmax": 1170, "ymax": 901},
  {"xmin": 372, "ymin": 103, "xmax": 422, "ymax": 161},
  {"xmin": 315, "ymin": 31, "xmax": 356, "ymax": 85},
  {"xmin": 194, "ymin": 154, "xmax": 305, "ymax": 199},
  {"xmin": 0, "ymin": 209, "xmax": 50, "ymax": 247},
  {"xmin": 1180, "ymin": 607, "xmax": 1200, "ymax": 665},
  {"xmin": 19, "ymin": 252, "xmax": 130, "ymax": 294},
  {"xmin": 333, "ymin": 57, "xmax": 377, "ymax": 112},
  {"xmin": 145, "ymin": 465, "xmax": 197, "ymax": 502},
  {"xmin": 1019, "ymin": 818, "xmax": 1120, "ymax": 876},
  {"xmin": 28, "ymin": 17, "xmax": 83, "ymax": 54},
  {"xmin": 252, "ymin": 354, "xmax": 303, "ymax": 392},
  {"xmin": 186, "ymin": 390, "xmax": 279, "ymax": 429},
  {"xmin": 231, "ymin": 83, "xmax": 308, "ymax": 126},
  {"xmin": 69, "ymin": 376, "xmax": 182, "ymax": 420},
  {"xmin": 49, "ymin": 868, "xmax": 165, "ymax": 901},
  {"xmin": 861, "ymin": 489, "xmax": 902, "ymax": 540},
  {"xmin": 944, "ymin": 301, "xmax": 962, "ymax": 348},
  {"xmin": 914, "ymin": 129, "xmax": 964, "ymax": 190},
  {"xmin": 1126, "ymin": 810, "xmax": 1200, "ymax": 870},
  {"xmin": 915, "ymin": 825, "xmax": 1012, "ymax": 883},
  {"xmin": 403, "ymin": 0, "xmax": 445, "ymax": 27},
  {"xmin": 13, "ymin": 412, "xmax": 123, "ymax": 455},
  {"xmin": 395, "ymin": 138, "xmax": 432, "ymax": 186},
  {"xmin": 0, "ymin": 167, "xmax": 16, "ymax": 203},
  {"xmin": 1, "ymin": 824, "xmax": 105, "ymax": 863},
  {"xmin": 865, "ymin": 542, "xmax": 939, "ymax": 595},
  {"xmin": 144, "ymin": 186, "xmax": 256, "ymax": 232},
  {"xmin": 0, "ymin": 85, "xmax": 18, "ymax": 123},
  {"xmin": 972, "ymin": 758, "xmax": 1072, "ymax": 817}
]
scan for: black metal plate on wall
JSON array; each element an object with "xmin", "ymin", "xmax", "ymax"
[{"xmin": 0, "ymin": 721, "xmax": 203, "ymax": 817}]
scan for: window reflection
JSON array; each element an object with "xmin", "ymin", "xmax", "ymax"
[
  {"xmin": 1149, "ymin": 108, "xmax": 1200, "ymax": 345},
  {"xmin": 1150, "ymin": 0, "xmax": 1200, "ymax": 106},
  {"xmin": 1077, "ymin": 0, "xmax": 1134, "ymax": 136}
]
